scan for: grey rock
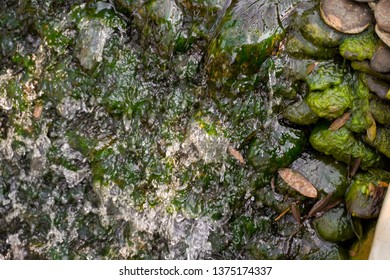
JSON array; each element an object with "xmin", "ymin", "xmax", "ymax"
[
  {"xmin": 375, "ymin": 24, "xmax": 390, "ymax": 48},
  {"xmin": 371, "ymin": 44, "xmax": 390, "ymax": 73},
  {"xmin": 75, "ymin": 19, "xmax": 111, "ymax": 70},
  {"xmin": 363, "ymin": 74, "xmax": 390, "ymax": 99}
]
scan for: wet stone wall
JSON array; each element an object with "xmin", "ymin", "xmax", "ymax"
[{"xmin": 0, "ymin": 0, "xmax": 389, "ymax": 260}]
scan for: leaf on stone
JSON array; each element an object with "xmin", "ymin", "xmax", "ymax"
[
  {"xmin": 306, "ymin": 62, "xmax": 319, "ymax": 75},
  {"xmin": 227, "ymin": 146, "xmax": 245, "ymax": 164},
  {"xmin": 349, "ymin": 157, "xmax": 361, "ymax": 178},
  {"xmin": 366, "ymin": 112, "xmax": 377, "ymax": 142},
  {"xmin": 329, "ymin": 112, "xmax": 351, "ymax": 131},
  {"xmin": 307, "ymin": 193, "xmax": 334, "ymax": 218},
  {"xmin": 278, "ymin": 168, "xmax": 318, "ymax": 198},
  {"xmin": 291, "ymin": 203, "xmax": 301, "ymax": 224}
]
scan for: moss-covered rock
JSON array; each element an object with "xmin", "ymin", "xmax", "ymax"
[
  {"xmin": 364, "ymin": 127, "xmax": 390, "ymax": 159},
  {"xmin": 370, "ymin": 97, "xmax": 390, "ymax": 126},
  {"xmin": 314, "ymin": 206, "xmax": 355, "ymax": 243},
  {"xmin": 286, "ymin": 29, "xmax": 338, "ymax": 59},
  {"xmin": 283, "ymin": 98, "xmax": 319, "ymax": 125},
  {"xmin": 247, "ymin": 121, "xmax": 306, "ymax": 174},
  {"xmin": 299, "ymin": 7, "xmax": 345, "ymax": 48},
  {"xmin": 340, "ymin": 29, "xmax": 379, "ymax": 61},
  {"xmin": 305, "ymin": 61, "xmax": 346, "ymax": 91},
  {"xmin": 207, "ymin": 0, "xmax": 288, "ymax": 89},
  {"xmin": 309, "ymin": 124, "xmax": 382, "ymax": 169},
  {"xmin": 345, "ymin": 173, "xmax": 388, "ymax": 219},
  {"xmin": 307, "ymin": 84, "xmax": 354, "ymax": 119}
]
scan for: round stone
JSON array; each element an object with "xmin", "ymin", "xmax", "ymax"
[
  {"xmin": 371, "ymin": 45, "xmax": 390, "ymax": 73},
  {"xmin": 375, "ymin": 24, "xmax": 390, "ymax": 48},
  {"xmin": 375, "ymin": 0, "xmax": 390, "ymax": 33},
  {"xmin": 364, "ymin": 74, "xmax": 390, "ymax": 99},
  {"xmin": 320, "ymin": 0, "xmax": 373, "ymax": 34}
]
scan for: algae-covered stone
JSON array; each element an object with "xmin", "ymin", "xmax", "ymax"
[
  {"xmin": 305, "ymin": 61, "xmax": 346, "ymax": 91},
  {"xmin": 314, "ymin": 206, "xmax": 355, "ymax": 243},
  {"xmin": 370, "ymin": 97, "xmax": 390, "ymax": 126},
  {"xmin": 307, "ymin": 84, "xmax": 354, "ymax": 119},
  {"xmin": 340, "ymin": 29, "xmax": 379, "ymax": 61},
  {"xmin": 247, "ymin": 121, "xmax": 306, "ymax": 173},
  {"xmin": 345, "ymin": 173, "xmax": 387, "ymax": 219},
  {"xmin": 364, "ymin": 127, "xmax": 390, "ymax": 159},
  {"xmin": 283, "ymin": 98, "xmax": 319, "ymax": 125},
  {"xmin": 345, "ymin": 78, "xmax": 373, "ymax": 133},
  {"xmin": 286, "ymin": 29, "xmax": 338, "ymax": 59},
  {"xmin": 299, "ymin": 7, "xmax": 345, "ymax": 47},
  {"xmin": 309, "ymin": 124, "xmax": 382, "ymax": 169},
  {"xmin": 207, "ymin": 0, "xmax": 287, "ymax": 87}
]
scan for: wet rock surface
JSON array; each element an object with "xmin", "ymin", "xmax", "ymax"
[{"xmin": 1, "ymin": 0, "xmax": 389, "ymax": 260}]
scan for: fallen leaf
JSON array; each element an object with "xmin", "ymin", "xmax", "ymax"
[
  {"xmin": 306, "ymin": 62, "xmax": 319, "ymax": 75},
  {"xmin": 33, "ymin": 102, "xmax": 43, "ymax": 119},
  {"xmin": 366, "ymin": 112, "xmax": 377, "ymax": 142},
  {"xmin": 378, "ymin": 181, "xmax": 389, "ymax": 188},
  {"xmin": 307, "ymin": 193, "xmax": 334, "ymax": 218},
  {"xmin": 368, "ymin": 182, "xmax": 376, "ymax": 197},
  {"xmin": 228, "ymin": 146, "xmax": 245, "ymax": 164},
  {"xmin": 349, "ymin": 157, "xmax": 361, "ymax": 178},
  {"xmin": 278, "ymin": 168, "xmax": 317, "ymax": 198},
  {"xmin": 291, "ymin": 203, "xmax": 301, "ymax": 224},
  {"xmin": 329, "ymin": 112, "xmax": 351, "ymax": 131}
]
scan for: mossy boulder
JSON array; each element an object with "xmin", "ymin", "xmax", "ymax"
[
  {"xmin": 340, "ymin": 29, "xmax": 379, "ymax": 61},
  {"xmin": 283, "ymin": 98, "xmax": 319, "ymax": 125},
  {"xmin": 206, "ymin": 0, "xmax": 287, "ymax": 88},
  {"xmin": 314, "ymin": 206, "xmax": 355, "ymax": 243},
  {"xmin": 307, "ymin": 84, "xmax": 354, "ymax": 119},
  {"xmin": 299, "ymin": 7, "xmax": 345, "ymax": 48},
  {"xmin": 247, "ymin": 121, "xmax": 306, "ymax": 173},
  {"xmin": 364, "ymin": 127, "xmax": 390, "ymax": 159},
  {"xmin": 345, "ymin": 173, "xmax": 388, "ymax": 219},
  {"xmin": 309, "ymin": 124, "xmax": 382, "ymax": 169}
]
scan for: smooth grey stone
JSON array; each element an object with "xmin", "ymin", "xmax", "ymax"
[
  {"xmin": 320, "ymin": 0, "xmax": 373, "ymax": 34},
  {"xmin": 375, "ymin": 24, "xmax": 390, "ymax": 48},
  {"xmin": 363, "ymin": 74, "xmax": 390, "ymax": 99},
  {"xmin": 375, "ymin": 0, "xmax": 390, "ymax": 33},
  {"xmin": 371, "ymin": 45, "xmax": 390, "ymax": 73}
]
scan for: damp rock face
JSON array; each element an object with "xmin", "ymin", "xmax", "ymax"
[{"xmin": 75, "ymin": 19, "xmax": 111, "ymax": 70}]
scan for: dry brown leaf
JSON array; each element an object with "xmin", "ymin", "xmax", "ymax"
[
  {"xmin": 349, "ymin": 157, "xmax": 361, "ymax": 178},
  {"xmin": 228, "ymin": 146, "xmax": 245, "ymax": 165},
  {"xmin": 368, "ymin": 182, "xmax": 376, "ymax": 197},
  {"xmin": 33, "ymin": 102, "xmax": 43, "ymax": 119},
  {"xmin": 378, "ymin": 181, "xmax": 389, "ymax": 188},
  {"xmin": 329, "ymin": 112, "xmax": 351, "ymax": 131},
  {"xmin": 367, "ymin": 112, "xmax": 377, "ymax": 142},
  {"xmin": 307, "ymin": 193, "xmax": 334, "ymax": 218},
  {"xmin": 291, "ymin": 203, "xmax": 301, "ymax": 224},
  {"xmin": 278, "ymin": 168, "xmax": 318, "ymax": 198},
  {"xmin": 306, "ymin": 62, "xmax": 319, "ymax": 75}
]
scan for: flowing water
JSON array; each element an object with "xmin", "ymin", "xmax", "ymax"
[{"xmin": 0, "ymin": 0, "xmax": 350, "ymax": 260}]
